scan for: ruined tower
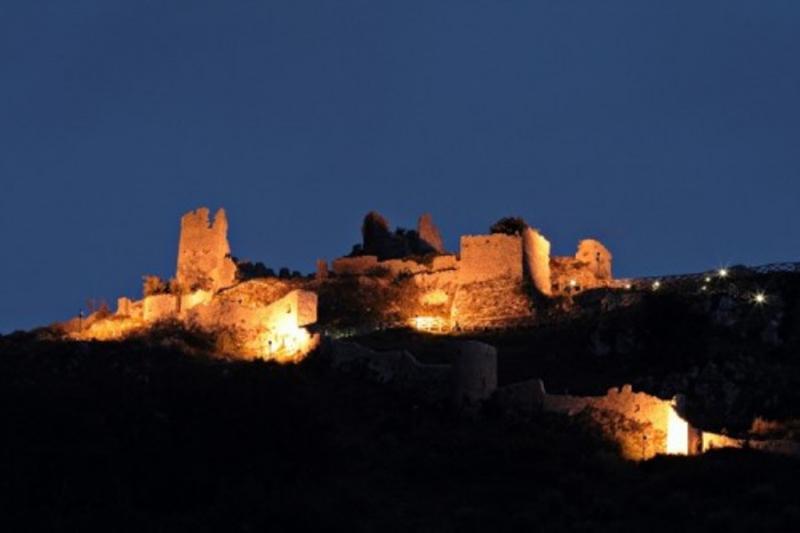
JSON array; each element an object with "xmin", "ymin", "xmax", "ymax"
[
  {"xmin": 417, "ymin": 213, "xmax": 445, "ymax": 253},
  {"xmin": 576, "ymin": 239, "xmax": 613, "ymax": 281},
  {"xmin": 175, "ymin": 207, "xmax": 237, "ymax": 292},
  {"xmin": 522, "ymin": 226, "xmax": 552, "ymax": 296}
]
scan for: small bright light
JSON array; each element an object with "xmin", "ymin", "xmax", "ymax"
[
  {"xmin": 754, "ymin": 293, "xmax": 766, "ymax": 304},
  {"xmin": 410, "ymin": 316, "xmax": 447, "ymax": 333},
  {"xmin": 718, "ymin": 269, "xmax": 728, "ymax": 278},
  {"xmin": 704, "ymin": 277, "xmax": 711, "ymax": 283},
  {"xmin": 624, "ymin": 283, "xmax": 632, "ymax": 290},
  {"xmin": 652, "ymin": 281, "xmax": 661, "ymax": 290},
  {"xmin": 569, "ymin": 279, "xmax": 577, "ymax": 288},
  {"xmin": 701, "ymin": 285, "xmax": 707, "ymax": 291}
]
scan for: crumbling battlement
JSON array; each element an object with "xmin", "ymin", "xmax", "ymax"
[
  {"xmin": 176, "ymin": 207, "xmax": 237, "ymax": 292},
  {"xmin": 576, "ymin": 239, "xmax": 613, "ymax": 281}
]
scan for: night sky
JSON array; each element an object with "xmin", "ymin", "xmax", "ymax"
[{"xmin": 2, "ymin": 1, "xmax": 799, "ymax": 333}]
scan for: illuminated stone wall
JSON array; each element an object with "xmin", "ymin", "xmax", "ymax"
[
  {"xmin": 263, "ymin": 289, "xmax": 318, "ymax": 328},
  {"xmin": 332, "ymin": 254, "xmax": 459, "ymax": 278},
  {"xmin": 331, "ymin": 255, "xmax": 380, "ymax": 275},
  {"xmin": 179, "ymin": 290, "xmax": 213, "ymax": 317},
  {"xmin": 522, "ymin": 227, "xmax": 552, "ymax": 296},
  {"xmin": 175, "ymin": 207, "xmax": 237, "ymax": 292},
  {"xmin": 186, "ymin": 278, "xmax": 297, "ymax": 330},
  {"xmin": 451, "ymin": 279, "xmax": 534, "ymax": 330},
  {"xmin": 142, "ymin": 294, "xmax": 179, "ymax": 322},
  {"xmin": 543, "ymin": 384, "xmax": 673, "ymax": 460},
  {"xmin": 458, "ymin": 234, "xmax": 523, "ymax": 285},
  {"xmin": 576, "ymin": 239, "xmax": 613, "ymax": 281}
]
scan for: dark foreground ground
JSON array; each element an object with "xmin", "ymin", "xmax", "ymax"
[{"xmin": 2, "ymin": 329, "xmax": 800, "ymax": 532}]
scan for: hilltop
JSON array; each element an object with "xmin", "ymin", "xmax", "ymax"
[
  {"xmin": 3, "ymin": 207, "xmax": 800, "ymax": 529},
  {"xmin": 2, "ymin": 329, "xmax": 800, "ymax": 532}
]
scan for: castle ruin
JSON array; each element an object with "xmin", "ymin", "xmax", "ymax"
[
  {"xmin": 176, "ymin": 207, "xmax": 237, "ymax": 292},
  {"xmin": 58, "ymin": 205, "xmax": 793, "ymax": 461},
  {"xmin": 65, "ymin": 206, "xmax": 620, "ymax": 354}
]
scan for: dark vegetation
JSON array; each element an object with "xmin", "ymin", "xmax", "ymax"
[
  {"xmin": 4, "ymin": 269, "xmax": 800, "ymax": 530},
  {"xmin": 1, "ymin": 327, "xmax": 800, "ymax": 532},
  {"xmin": 489, "ymin": 216, "xmax": 528, "ymax": 236},
  {"xmin": 235, "ymin": 258, "xmax": 306, "ymax": 281}
]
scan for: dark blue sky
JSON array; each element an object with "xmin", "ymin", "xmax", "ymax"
[{"xmin": 2, "ymin": 1, "xmax": 799, "ymax": 332}]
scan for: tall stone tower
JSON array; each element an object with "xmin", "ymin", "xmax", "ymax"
[
  {"xmin": 175, "ymin": 207, "xmax": 237, "ymax": 292},
  {"xmin": 417, "ymin": 213, "xmax": 445, "ymax": 253}
]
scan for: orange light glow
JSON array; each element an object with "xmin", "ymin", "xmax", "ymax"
[
  {"xmin": 410, "ymin": 315, "xmax": 448, "ymax": 333},
  {"xmin": 420, "ymin": 289, "xmax": 449, "ymax": 306},
  {"xmin": 261, "ymin": 317, "xmax": 317, "ymax": 363},
  {"xmin": 666, "ymin": 406, "xmax": 689, "ymax": 455}
]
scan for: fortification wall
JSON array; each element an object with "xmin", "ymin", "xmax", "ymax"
[
  {"xmin": 432, "ymin": 255, "xmax": 458, "ymax": 270},
  {"xmin": 179, "ymin": 290, "xmax": 213, "ymax": 316},
  {"xmin": 143, "ymin": 294, "xmax": 179, "ymax": 322},
  {"xmin": 184, "ymin": 285, "xmax": 318, "ymax": 360},
  {"xmin": 381, "ymin": 258, "xmax": 429, "ymax": 277},
  {"xmin": 550, "ymin": 257, "xmax": 606, "ymax": 294},
  {"xmin": 263, "ymin": 289, "xmax": 318, "ymax": 328},
  {"xmin": 550, "ymin": 239, "xmax": 614, "ymax": 295},
  {"xmin": 701, "ymin": 432, "xmax": 743, "ymax": 452},
  {"xmin": 576, "ymin": 239, "xmax": 613, "ymax": 281},
  {"xmin": 116, "ymin": 297, "xmax": 132, "ymax": 317},
  {"xmin": 187, "ymin": 279, "xmax": 295, "ymax": 330},
  {"xmin": 331, "ymin": 256, "xmax": 380, "ymax": 275},
  {"xmin": 458, "ymin": 234, "xmax": 523, "ymax": 285},
  {"xmin": 328, "ymin": 340, "xmax": 500, "ymax": 406},
  {"xmin": 451, "ymin": 278, "xmax": 534, "ymax": 330},
  {"xmin": 176, "ymin": 207, "xmax": 237, "ymax": 292},
  {"xmin": 522, "ymin": 227, "xmax": 551, "ymax": 296},
  {"xmin": 332, "ymin": 254, "xmax": 459, "ymax": 278},
  {"xmin": 543, "ymin": 384, "xmax": 673, "ymax": 460},
  {"xmin": 76, "ymin": 316, "xmax": 144, "ymax": 341}
]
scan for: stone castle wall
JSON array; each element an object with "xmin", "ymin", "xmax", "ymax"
[
  {"xmin": 458, "ymin": 234, "xmax": 523, "ymax": 285},
  {"xmin": 142, "ymin": 294, "xmax": 179, "ymax": 322},
  {"xmin": 332, "ymin": 254, "xmax": 459, "ymax": 278},
  {"xmin": 331, "ymin": 256, "xmax": 380, "ymax": 275},
  {"xmin": 451, "ymin": 279, "xmax": 534, "ymax": 331},
  {"xmin": 522, "ymin": 227, "xmax": 552, "ymax": 296},
  {"xmin": 576, "ymin": 239, "xmax": 613, "ymax": 281},
  {"xmin": 543, "ymin": 384, "xmax": 672, "ymax": 460}
]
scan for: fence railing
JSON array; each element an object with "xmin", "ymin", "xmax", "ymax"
[{"xmin": 621, "ymin": 261, "xmax": 800, "ymax": 290}]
